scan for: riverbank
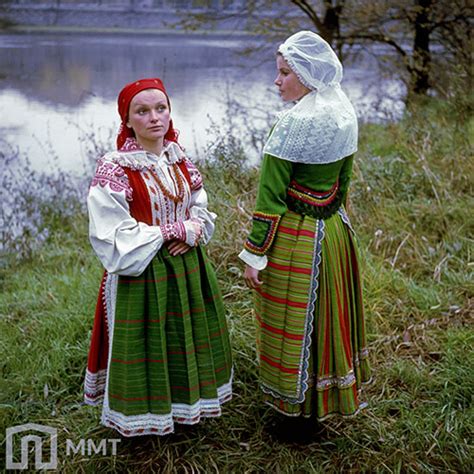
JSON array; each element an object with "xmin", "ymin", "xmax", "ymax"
[
  {"xmin": 0, "ymin": 4, "xmax": 262, "ymax": 37},
  {"xmin": 1, "ymin": 96, "xmax": 472, "ymax": 471},
  {"xmin": 1, "ymin": 24, "xmax": 259, "ymax": 38}
]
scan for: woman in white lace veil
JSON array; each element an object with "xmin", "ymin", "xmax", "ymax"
[{"xmin": 239, "ymin": 31, "xmax": 371, "ymax": 441}]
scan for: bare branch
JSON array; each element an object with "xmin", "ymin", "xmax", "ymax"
[
  {"xmin": 290, "ymin": 0, "xmax": 323, "ymax": 30},
  {"xmin": 344, "ymin": 33, "xmax": 410, "ymax": 65}
]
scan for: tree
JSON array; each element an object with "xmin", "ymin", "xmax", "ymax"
[
  {"xmin": 343, "ymin": 0, "xmax": 473, "ymax": 99},
  {"xmin": 290, "ymin": 0, "xmax": 344, "ymax": 53},
  {"xmin": 177, "ymin": 0, "xmax": 473, "ymax": 101}
]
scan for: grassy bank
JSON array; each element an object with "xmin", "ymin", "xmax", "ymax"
[{"xmin": 1, "ymin": 98, "xmax": 472, "ymax": 472}]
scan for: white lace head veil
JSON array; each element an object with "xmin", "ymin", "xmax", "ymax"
[{"xmin": 263, "ymin": 31, "xmax": 358, "ymax": 164}]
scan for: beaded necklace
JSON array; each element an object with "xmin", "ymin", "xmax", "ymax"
[{"xmin": 149, "ymin": 160, "xmax": 185, "ymax": 204}]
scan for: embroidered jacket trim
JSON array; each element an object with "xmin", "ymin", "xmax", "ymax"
[{"xmin": 244, "ymin": 212, "xmax": 281, "ymax": 256}]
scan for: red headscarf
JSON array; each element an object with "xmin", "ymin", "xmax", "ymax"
[{"xmin": 116, "ymin": 77, "xmax": 179, "ymax": 150}]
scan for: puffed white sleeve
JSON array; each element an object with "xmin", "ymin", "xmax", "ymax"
[
  {"xmin": 87, "ymin": 158, "xmax": 164, "ymax": 276},
  {"xmin": 184, "ymin": 158, "xmax": 216, "ymax": 245}
]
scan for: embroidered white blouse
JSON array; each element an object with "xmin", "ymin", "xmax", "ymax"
[{"xmin": 87, "ymin": 139, "xmax": 216, "ymax": 277}]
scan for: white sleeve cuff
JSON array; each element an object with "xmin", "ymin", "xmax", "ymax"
[
  {"xmin": 238, "ymin": 249, "xmax": 268, "ymax": 270},
  {"xmin": 183, "ymin": 219, "xmax": 200, "ymax": 247},
  {"xmin": 188, "ymin": 187, "xmax": 216, "ymax": 244}
]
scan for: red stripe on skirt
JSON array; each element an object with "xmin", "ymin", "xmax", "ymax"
[
  {"xmin": 260, "ymin": 320, "xmax": 304, "ymax": 341},
  {"xmin": 115, "ymin": 318, "xmax": 164, "ymax": 323},
  {"xmin": 111, "ymin": 358, "xmax": 165, "ymax": 364},
  {"xmin": 340, "ymin": 256, "xmax": 354, "ymax": 366},
  {"xmin": 267, "ymin": 261, "xmax": 312, "ymax": 275},
  {"xmin": 166, "ymin": 309, "xmax": 190, "ymax": 317},
  {"xmin": 257, "ymin": 289, "xmax": 308, "ymax": 309},
  {"xmin": 171, "ymin": 363, "xmax": 230, "ymax": 391},
  {"xmin": 323, "ymin": 284, "xmax": 331, "ymax": 375},
  {"xmin": 323, "ymin": 386, "xmax": 329, "ymax": 413},
  {"xmin": 278, "ymin": 225, "xmax": 315, "ymax": 238},
  {"xmin": 335, "ymin": 278, "xmax": 353, "ymax": 366},
  {"xmin": 210, "ymin": 327, "xmax": 226, "ymax": 338},
  {"xmin": 258, "ymin": 337, "xmax": 301, "ymax": 355},
  {"xmin": 260, "ymin": 354, "xmax": 299, "ymax": 374},
  {"xmin": 110, "ymin": 393, "xmax": 168, "ymax": 401},
  {"xmin": 119, "ymin": 265, "xmax": 199, "ymax": 283}
]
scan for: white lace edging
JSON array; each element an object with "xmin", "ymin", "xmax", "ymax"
[
  {"xmin": 99, "ymin": 271, "xmax": 232, "ymax": 437},
  {"xmin": 104, "ymin": 141, "xmax": 185, "ymax": 171},
  {"xmin": 262, "ymin": 87, "xmax": 358, "ymax": 165},
  {"xmin": 264, "ymin": 393, "xmax": 369, "ymax": 421},
  {"xmin": 259, "ymin": 219, "xmax": 325, "ymax": 404},
  {"xmin": 101, "ymin": 375, "xmax": 233, "ymax": 437},
  {"xmin": 296, "ymin": 218, "xmax": 325, "ymax": 401},
  {"xmin": 338, "ymin": 207, "xmax": 355, "ymax": 234},
  {"xmin": 267, "ymin": 400, "xmax": 369, "ymax": 421},
  {"xmin": 84, "ymin": 368, "xmax": 107, "ymax": 406},
  {"xmin": 83, "ymin": 272, "xmax": 111, "ymax": 406}
]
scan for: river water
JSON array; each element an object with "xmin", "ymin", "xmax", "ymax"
[{"xmin": 0, "ymin": 32, "xmax": 404, "ymax": 174}]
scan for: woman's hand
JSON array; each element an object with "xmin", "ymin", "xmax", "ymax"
[
  {"xmin": 244, "ymin": 265, "xmax": 263, "ymax": 289},
  {"xmin": 167, "ymin": 240, "xmax": 192, "ymax": 256},
  {"xmin": 183, "ymin": 218, "xmax": 202, "ymax": 247}
]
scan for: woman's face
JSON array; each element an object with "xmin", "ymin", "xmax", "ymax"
[
  {"xmin": 274, "ymin": 55, "xmax": 311, "ymax": 102},
  {"xmin": 127, "ymin": 89, "xmax": 170, "ymax": 146}
]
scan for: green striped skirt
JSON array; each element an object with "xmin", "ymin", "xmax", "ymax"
[
  {"xmin": 102, "ymin": 245, "xmax": 233, "ymax": 436},
  {"xmin": 256, "ymin": 209, "xmax": 371, "ymax": 419}
]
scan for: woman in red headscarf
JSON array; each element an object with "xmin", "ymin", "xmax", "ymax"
[{"xmin": 83, "ymin": 78, "xmax": 232, "ymax": 437}]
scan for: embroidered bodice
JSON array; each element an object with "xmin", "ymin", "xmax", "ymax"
[{"xmin": 88, "ymin": 139, "xmax": 216, "ymax": 276}]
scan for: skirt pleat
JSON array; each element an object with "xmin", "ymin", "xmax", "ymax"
[
  {"xmin": 106, "ymin": 245, "xmax": 232, "ymax": 432},
  {"xmin": 259, "ymin": 210, "xmax": 371, "ymax": 419}
]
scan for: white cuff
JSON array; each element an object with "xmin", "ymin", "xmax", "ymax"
[
  {"xmin": 238, "ymin": 249, "xmax": 268, "ymax": 270},
  {"xmin": 183, "ymin": 219, "xmax": 202, "ymax": 247}
]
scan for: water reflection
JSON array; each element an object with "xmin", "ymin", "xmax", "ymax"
[
  {"xmin": 1, "ymin": 33, "xmax": 261, "ymax": 105},
  {"xmin": 0, "ymin": 32, "xmax": 404, "ymax": 174}
]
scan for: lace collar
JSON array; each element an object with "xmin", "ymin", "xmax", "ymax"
[
  {"xmin": 263, "ymin": 87, "xmax": 358, "ymax": 165},
  {"xmin": 103, "ymin": 138, "xmax": 186, "ymax": 170}
]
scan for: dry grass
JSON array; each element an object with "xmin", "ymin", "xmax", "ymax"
[{"xmin": 1, "ymin": 96, "xmax": 473, "ymax": 472}]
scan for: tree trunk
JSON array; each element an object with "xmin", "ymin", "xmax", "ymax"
[
  {"xmin": 411, "ymin": 0, "xmax": 432, "ymax": 95},
  {"xmin": 292, "ymin": 0, "xmax": 345, "ymax": 54},
  {"xmin": 321, "ymin": 1, "xmax": 343, "ymax": 51}
]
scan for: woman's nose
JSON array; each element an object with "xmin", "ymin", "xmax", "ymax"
[
  {"xmin": 150, "ymin": 110, "xmax": 159, "ymax": 121},
  {"xmin": 274, "ymin": 75, "xmax": 281, "ymax": 86}
]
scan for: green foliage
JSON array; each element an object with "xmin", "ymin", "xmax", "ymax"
[{"xmin": 1, "ymin": 96, "xmax": 472, "ymax": 472}]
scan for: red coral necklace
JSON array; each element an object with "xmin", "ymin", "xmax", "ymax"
[{"xmin": 149, "ymin": 161, "xmax": 185, "ymax": 204}]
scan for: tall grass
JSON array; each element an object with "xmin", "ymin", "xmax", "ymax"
[{"xmin": 0, "ymin": 96, "xmax": 472, "ymax": 472}]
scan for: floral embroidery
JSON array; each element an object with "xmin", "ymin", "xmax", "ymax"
[
  {"xmin": 91, "ymin": 159, "xmax": 133, "ymax": 201},
  {"xmin": 160, "ymin": 221, "xmax": 186, "ymax": 242},
  {"xmin": 244, "ymin": 212, "xmax": 281, "ymax": 256},
  {"xmin": 184, "ymin": 158, "xmax": 203, "ymax": 191},
  {"xmin": 120, "ymin": 137, "xmax": 144, "ymax": 152}
]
